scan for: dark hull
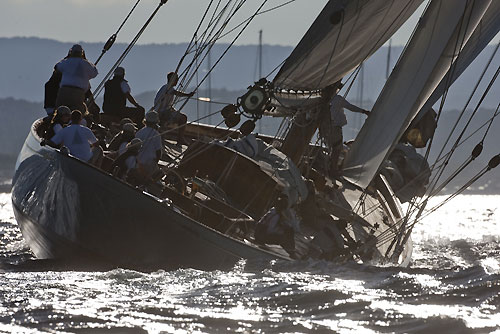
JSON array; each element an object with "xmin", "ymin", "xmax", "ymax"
[{"xmin": 12, "ymin": 121, "xmax": 281, "ymax": 270}]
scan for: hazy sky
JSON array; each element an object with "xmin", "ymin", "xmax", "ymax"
[{"xmin": 0, "ymin": 0, "xmax": 429, "ymax": 47}]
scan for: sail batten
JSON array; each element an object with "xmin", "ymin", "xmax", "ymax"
[
  {"xmin": 342, "ymin": 0, "xmax": 492, "ymax": 189},
  {"xmin": 272, "ymin": 0, "xmax": 424, "ymax": 91}
]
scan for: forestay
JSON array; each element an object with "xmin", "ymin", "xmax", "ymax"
[
  {"xmin": 417, "ymin": 1, "xmax": 500, "ymax": 117},
  {"xmin": 343, "ymin": 0, "xmax": 492, "ymax": 189},
  {"xmin": 273, "ymin": 0, "xmax": 424, "ymax": 91}
]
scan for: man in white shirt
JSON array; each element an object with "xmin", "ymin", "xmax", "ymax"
[
  {"xmin": 154, "ymin": 72, "xmax": 194, "ymax": 145},
  {"xmin": 135, "ymin": 111, "xmax": 163, "ymax": 179},
  {"xmin": 55, "ymin": 44, "xmax": 98, "ymax": 114},
  {"xmin": 103, "ymin": 67, "xmax": 145, "ymax": 124},
  {"xmin": 48, "ymin": 110, "xmax": 102, "ymax": 166},
  {"xmin": 329, "ymin": 92, "xmax": 370, "ymax": 175}
]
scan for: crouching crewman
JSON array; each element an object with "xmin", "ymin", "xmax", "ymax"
[{"xmin": 45, "ymin": 110, "xmax": 103, "ymax": 167}]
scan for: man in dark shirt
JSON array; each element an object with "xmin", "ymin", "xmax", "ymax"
[{"xmin": 103, "ymin": 67, "xmax": 145, "ymax": 124}]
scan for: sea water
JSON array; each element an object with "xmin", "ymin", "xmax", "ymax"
[{"xmin": 0, "ymin": 192, "xmax": 499, "ymax": 333}]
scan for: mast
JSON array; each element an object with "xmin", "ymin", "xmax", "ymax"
[
  {"xmin": 356, "ymin": 63, "xmax": 365, "ymax": 131},
  {"xmin": 258, "ymin": 30, "xmax": 263, "ymax": 80},
  {"xmin": 207, "ymin": 49, "xmax": 212, "ymax": 125},
  {"xmin": 386, "ymin": 39, "xmax": 392, "ymax": 80},
  {"xmin": 258, "ymin": 30, "xmax": 263, "ymax": 133}
]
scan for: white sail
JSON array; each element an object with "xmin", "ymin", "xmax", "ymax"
[
  {"xmin": 342, "ymin": 0, "xmax": 492, "ymax": 189},
  {"xmin": 273, "ymin": 0, "xmax": 424, "ymax": 91},
  {"xmin": 418, "ymin": 0, "xmax": 500, "ymax": 115}
]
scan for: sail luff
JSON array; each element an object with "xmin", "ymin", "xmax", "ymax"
[
  {"xmin": 273, "ymin": 0, "xmax": 424, "ymax": 91},
  {"xmin": 342, "ymin": 0, "xmax": 492, "ymax": 189}
]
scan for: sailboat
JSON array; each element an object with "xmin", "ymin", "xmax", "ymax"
[{"xmin": 11, "ymin": 0, "xmax": 500, "ymax": 270}]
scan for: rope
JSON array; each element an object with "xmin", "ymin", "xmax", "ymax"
[
  {"xmin": 93, "ymin": 0, "xmax": 169, "ymax": 99},
  {"xmin": 95, "ymin": 0, "xmax": 142, "ymax": 65}
]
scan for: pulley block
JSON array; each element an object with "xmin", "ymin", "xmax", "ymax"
[
  {"xmin": 240, "ymin": 85, "xmax": 269, "ymax": 116},
  {"xmin": 239, "ymin": 120, "xmax": 256, "ymax": 136}
]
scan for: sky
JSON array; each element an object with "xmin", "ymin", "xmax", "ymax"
[{"xmin": 0, "ymin": 0, "xmax": 429, "ymax": 47}]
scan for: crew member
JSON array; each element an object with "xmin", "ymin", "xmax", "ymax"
[
  {"xmin": 135, "ymin": 111, "xmax": 163, "ymax": 180},
  {"xmin": 44, "ymin": 69, "xmax": 62, "ymax": 116},
  {"xmin": 254, "ymin": 196, "xmax": 296, "ymax": 257},
  {"xmin": 154, "ymin": 72, "xmax": 194, "ymax": 145},
  {"xmin": 103, "ymin": 67, "xmax": 145, "ymax": 124},
  {"xmin": 329, "ymin": 89, "xmax": 370, "ymax": 175},
  {"xmin": 45, "ymin": 106, "xmax": 71, "ymax": 140},
  {"xmin": 111, "ymin": 138, "xmax": 143, "ymax": 180},
  {"xmin": 108, "ymin": 121, "xmax": 137, "ymax": 153},
  {"xmin": 54, "ymin": 44, "xmax": 98, "ymax": 113},
  {"xmin": 47, "ymin": 110, "xmax": 103, "ymax": 166}
]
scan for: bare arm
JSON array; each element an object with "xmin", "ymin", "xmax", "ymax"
[
  {"xmin": 343, "ymin": 99, "xmax": 369, "ymax": 115},
  {"xmin": 174, "ymin": 89, "xmax": 195, "ymax": 98},
  {"xmin": 125, "ymin": 92, "xmax": 142, "ymax": 108}
]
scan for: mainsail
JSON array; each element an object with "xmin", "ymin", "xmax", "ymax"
[
  {"xmin": 418, "ymin": 0, "xmax": 500, "ymax": 116},
  {"xmin": 342, "ymin": 0, "xmax": 492, "ymax": 189},
  {"xmin": 273, "ymin": 0, "xmax": 424, "ymax": 91}
]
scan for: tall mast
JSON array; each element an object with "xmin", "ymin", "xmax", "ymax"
[
  {"xmin": 258, "ymin": 30, "xmax": 263, "ymax": 133},
  {"xmin": 356, "ymin": 63, "xmax": 365, "ymax": 131},
  {"xmin": 386, "ymin": 39, "xmax": 392, "ymax": 80},
  {"xmin": 207, "ymin": 49, "xmax": 212, "ymax": 124},
  {"xmin": 258, "ymin": 30, "xmax": 263, "ymax": 79}
]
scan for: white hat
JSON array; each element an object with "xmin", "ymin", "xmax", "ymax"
[
  {"xmin": 122, "ymin": 122, "xmax": 137, "ymax": 133},
  {"xmin": 145, "ymin": 111, "xmax": 160, "ymax": 124},
  {"xmin": 56, "ymin": 106, "xmax": 71, "ymax": 115},
  {"xmin": 127, "ymin": 138, "xmax": 142, "ymax": 150}
]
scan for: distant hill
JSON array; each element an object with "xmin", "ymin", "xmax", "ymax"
[
  {"xmin": 0, "ymin": 37, "xmax": 292, "ymax": 102},
  {"xmin": 2, "ymin": 37, "xmax": 500, "ymax": 111}
]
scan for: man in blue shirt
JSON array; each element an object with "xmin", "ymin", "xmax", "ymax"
[
  {"xmin": 48, "ymin": 110, "xmax": 102, "ymax": 166},
  {"xmin": 55, "ymin": 44, "xmax": 98, "ymax": 114}
]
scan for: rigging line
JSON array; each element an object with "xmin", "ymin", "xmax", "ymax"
[
  {"xmin": 193, "ymin": 0, "xmax": 230, "ymax": 48},
  {"xmin": 175, "ymin": 0, "xmax": 217, "ymax": 73},
  {"xmin": 423, "ymin": 0, "xmax": 475, "ymax": 163},
  {"xmin": 265, "ymin": 59, "xmax": 286, "ymax": 79},
  {"xmin": 95, "ymin": 0, "xmax": 142, "ymax": 65},
  {"xmin": 352, "ymin": 101, "xmax": 500, "ymax": 225},
  {"xmin": 176, "ymin": 0, "xmax": 246, "ymax": 89},
  {"xmin": 93, "ymin": 0, "xmax": 169, "ymax": 99},
  {"xmin": 177, "ymin": 0, "xmax": 235, "ymax": 85},
  {"xmin": 427, "ymin": 62, "xmax": 500, "ymax": 193},
  {"xmin": 159, "ymin": 0, "xmax": 247, "ymax": 115},
  {"xmin": 170, "ymin": 0, "xmax": 239, "ymax": 92},
  {"xmin": 354, "ymin": 109, "xmax": 499, "ymax": 224},
  {"xmin": 405, "ymin": 1, "xmax": 476, "ymax": 226},
  {"xmin": 426, "ymin": 7, "xmax": 500, "ymax": 192},
  {"xmin": 428, "ymin": 40, "xmax": 500, "ymax": 168},
  {"xmin": 481, "ymin": 99, "xmax": 500, "ymax": 142},
  {"xmin": 216, "ymin": 0, "xmax": 297, "ymax": 41},
  {"xmin": 364, "ymin": 139, "xmax": 500, "ymax": 247},
  {"xmin": 176, "ymin": 0, "xmax": 270, "ymax": 114},
  {"xmin": 428, "ymin": 101, "xmax": 500, "ymax": 198},
  {"xmin": 421, "ymin": 0, "xmax": 481, "ymax": 182},
  {"xmin": 424, "ymin": 41, "xmax": 500, "ymax": 197},
  {"xmin": 406, "ymin": 159, "xmax": 496, "ymax": 231}
]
